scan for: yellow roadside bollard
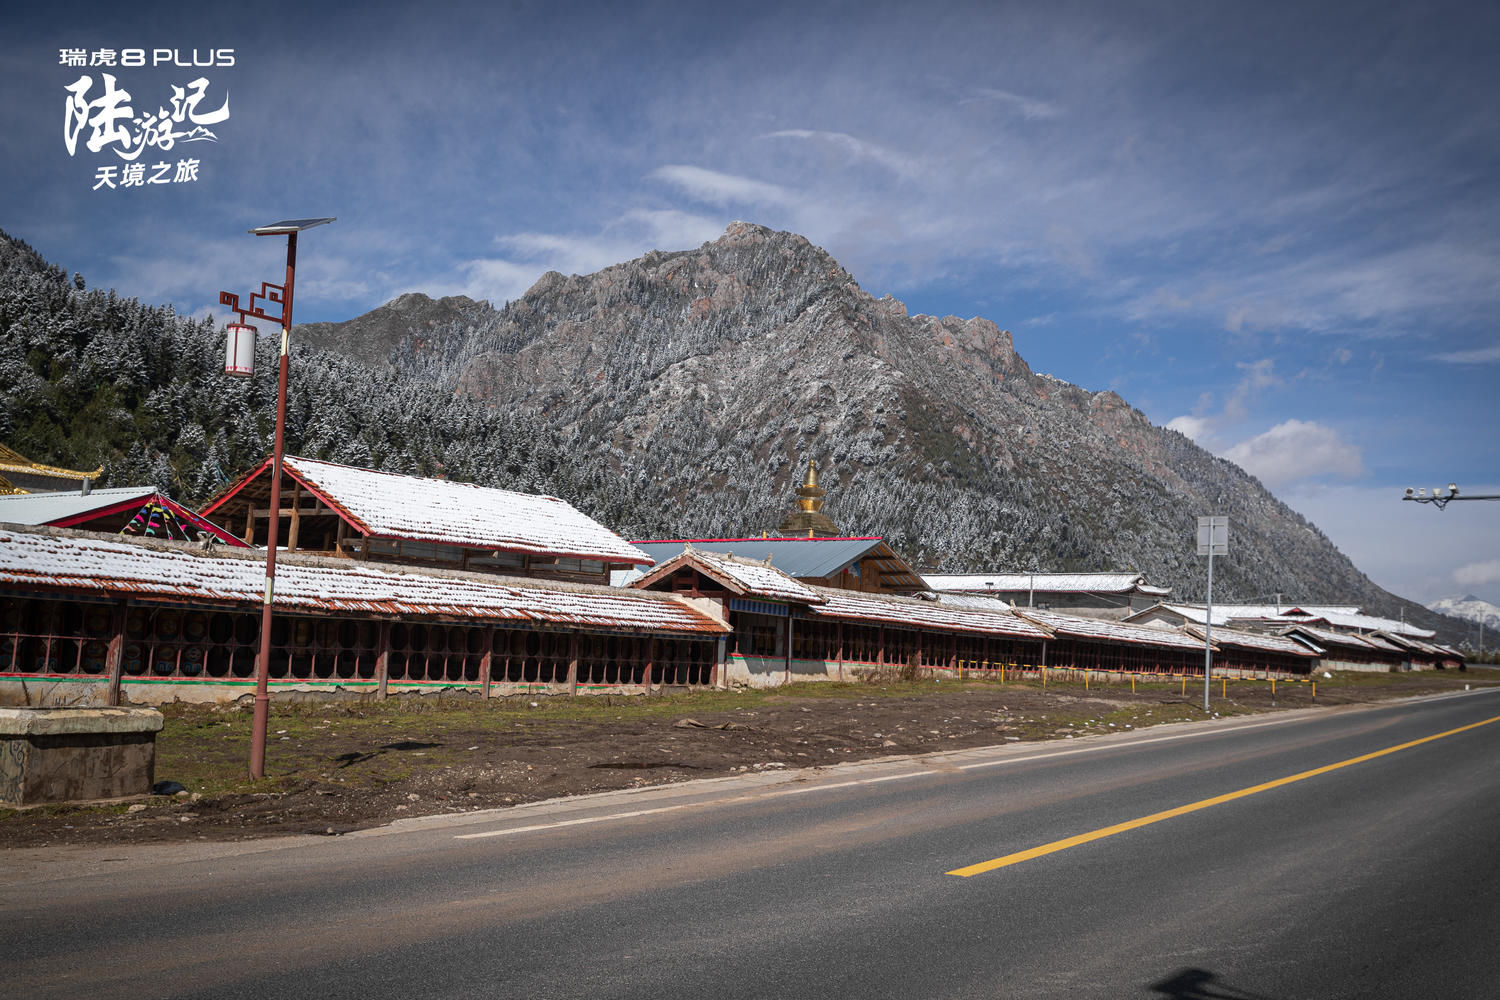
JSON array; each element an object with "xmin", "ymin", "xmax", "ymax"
[
  {"xmin": 1312, "ymin": 682, "xmax": 1316, "ymax": 701},
  {"xmin": 1222, "ymin": 677, "xmax": 1227, "ymax": 698},
  {"xmin": 1181, "ymin": 675, "xmax": 1187, "ymax": 696}
]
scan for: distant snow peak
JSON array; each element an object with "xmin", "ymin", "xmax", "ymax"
[{"xmin": 1427, "ymin": 594, "xmax": 1500, "ymax": 627}]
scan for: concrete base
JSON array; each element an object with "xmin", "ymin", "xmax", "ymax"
[{"xmin": 0, "ymin": 708, "xmax": 164, "ymax": 806}]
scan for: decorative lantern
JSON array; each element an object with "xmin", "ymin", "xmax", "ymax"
[{"xmin": 225, "ymin": 323, "xmax": 256, "ymax": 376}]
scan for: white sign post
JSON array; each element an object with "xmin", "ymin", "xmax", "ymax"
[{"xmin": 1197, "ymin": 516, "xmax": 1229, "ymax": 712}]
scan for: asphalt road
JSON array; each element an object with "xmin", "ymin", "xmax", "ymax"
[{"xmin": 4, "ymin": 689, "xmax": 1498, "ymax": 999}]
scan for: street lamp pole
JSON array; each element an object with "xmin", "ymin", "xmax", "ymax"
[{"xmin": 221, "ymin": 217, "xmax": 334, "ymax": 780}]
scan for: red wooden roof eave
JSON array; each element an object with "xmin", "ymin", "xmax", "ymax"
[
  {"xmin": 631, "ymin": 554, "xmax": 748, "ymax": 597},
  {"xmin": 631, "ymin": 551, "xmax": 818, "ymax": 603},
  {"xmin": 46, "ymin": 494, "xmax": 251, "ymax": 548},
  {"xmin": 202, "ymin": 458, "xmax": 375, "ymax": 540}
]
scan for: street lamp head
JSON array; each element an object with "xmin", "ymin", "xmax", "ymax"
[
  {"xmin": 1449, "ymin": 484, "xmax": 1460, "ymax": 495},
  {"xmin": 249, "ymin": 217, "xmax": 336, "ymax": 236},
  {"xmin": 1405, "ymin": 487, "xmax": 1415, "ymax": 497}
]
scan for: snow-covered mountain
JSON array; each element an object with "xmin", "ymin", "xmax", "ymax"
[{"xmin": 1427, "ymin": 595, "xmax": 1500, "ymax": 631}]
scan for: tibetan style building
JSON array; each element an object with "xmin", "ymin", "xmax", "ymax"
[
  {"xmin": 202, "ymin": 455, "xmax": 650, "ymax": 585},
  {"xmin": 923, "ymin": 571, "xmax": 1173, "ymax": 619},
  {"xmin": 627, "ymin": 460, "xmax": 924, "ymax": 593},
  {"xmin": 0, "ymin": 455, "xmax": 1452, "ymax": 708}
]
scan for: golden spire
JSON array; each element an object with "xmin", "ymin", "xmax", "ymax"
[
  {"xmin": 777, "ymin": 458, "xmax": 839, "ymax": 537},
  {"xmin": 796, "ymin": 460, "xmax": 825, "ymax": 513}
]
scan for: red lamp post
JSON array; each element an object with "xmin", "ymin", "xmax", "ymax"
[{"xmin": 220, "ymin": 217, "xmax": 334, "ymax": 780}]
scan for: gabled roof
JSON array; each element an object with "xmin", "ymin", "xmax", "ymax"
[
  {"xmin": 1277, "ymin": 624, "xmax": 1403, "ymax": 654},
  {"xmin": 1286, "ymin": 608, "xmax": 1435, "ymax": 639},
  {"xmin": 803, "ymin": 587, "xmax": 1051, "ymax": 639},
  {"xmin": 1180, "ymin": 624, "xmax": 1320, "ymax": 657},
  {"xmin": 924, "ymin": 572, "xmax": 1154, "ymax": 595},
  {"xmin": 0, "ymin": 487, "xmax": 248, "ymax": 547},
  {"xmin": 630, "ymin": 546, "xmax": 826, "ymax": 605},
  {"xmin": 1125, "ymin": 602, "xmax": 1435, "ymax": 639},
  {"xmin": 630, "ymin": 537, "xmax": 924, "ymax": 589},
  {"xmin": 204, "ymin": 455, "xmax": 649, "ymax": 565},
  {"xmin": 0, "ymin": 525, "xmax": 722, "ymax": 635},
  {"xmin": 1013, "ymin": 607, "xmax": 1205, "ymax": 651},
  {"xmin": 1370, "ymin": 631, "xmax": 1450, "ymax": 657}
]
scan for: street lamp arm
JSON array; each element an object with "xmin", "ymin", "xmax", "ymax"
[{"xmin": 1402, "ymin": 494, "xmax": 1500, "ymax": 511}]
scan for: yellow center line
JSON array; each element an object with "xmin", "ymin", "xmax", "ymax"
[{"xmin": 947, "ymin": 713, "xmax": 1500, "ymax": 878}]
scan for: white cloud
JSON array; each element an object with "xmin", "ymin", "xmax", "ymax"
[
  {"xmin": 1430, "ymin": 343, "xmax": 1500, "ymax": 364},
  {"xmin": 650, "ymin": 165, "xmax": 797, "ymax": 209},
  {"xmin": 1222, "ymin": 419, "xmax": 1365, "ymax": 487},
  {"xmin": 1166, "ymin": 415, "xmax": 1214, "ymax": 443},
  {"xmin": 959, "ymin": 87, "xmax": 1062, "ymax": 121},
  {"xmin": 426, "ymin": 209, "xmax": 728, "ymax": 306},
  {"xmin": 1282, "ymin": 483, "xmax": 1500, "ymax": 606},
  {"xmin": 1456, "ymin": 560, "xmax": 1500, "ymax": 587},
  {"xmin": 760, "ymin": 130, "xmax": 922, "ymax": 178}
]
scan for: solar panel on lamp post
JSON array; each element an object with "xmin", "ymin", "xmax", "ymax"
[{"xmin": 220, "ymin": 217, "xmax": 334, "ymax": 780}]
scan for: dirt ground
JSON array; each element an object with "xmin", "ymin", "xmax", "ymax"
[{"xmin": 3, "ymin": 670, "xmax": 1494, "ymax": 849}]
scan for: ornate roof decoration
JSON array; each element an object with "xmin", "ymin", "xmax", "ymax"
[
  {"xmin": 777, "ymin": 459, "xmax": 840, "ymax": 537},
  {"xmin": 0, "ymin": 444, "xmax": 102, "ymax": 494}
]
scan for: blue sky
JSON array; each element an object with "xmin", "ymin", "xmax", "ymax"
[{"xmin": 3, "ymin": 1, "xmax": 1498, "ymax": 609}]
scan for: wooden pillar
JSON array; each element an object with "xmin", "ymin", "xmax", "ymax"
[
  {"xmin": 645, "ymin": 636, "xmax": 655, "ymax": 693},
  {"xmin": 376, "ymin": 621, "xmax": 391, "ymax": 701},
  {"xmin": 287, "ymin": 481, "xmax": 302, "ymax": 551},
  {"xmin": 567, "ymin": 633, "xmax": 579, "ymax": 695},
  {"xmin": 105, "ymin": 604, "xmax": 127, "ymax": 707},
  {"xmin": 877, "ymin": 626, "xmax": 885, "ymax": 667},
  {"xmin": 836, "ymin": 621, "xmax": 844, "ymax": 682},
  {"xmin": 785, "ymin": 614, "xmax": 794, "ymax": 685},
  {"xmin": 481, "ymin": 636, "xmax": 493, "ymax": 699},
  {"xmin": 242, "ymin": 504, "xmax": 255, "ymax": 546}
]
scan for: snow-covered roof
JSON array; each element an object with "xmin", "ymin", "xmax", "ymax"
[
  {"xmin": 632, "ymin": 547, "xmax": 825, "ymax": 604},
  {"xmin": 923, "ymin": 572, "xmax": 1150, "ymax": 595},
  {"xmin": 1289, "ymin": 609, "xmax": 1435, "ymax": 639},
  {"xmin": 1013, "ymin": 607, "xmax": 1205, "ymax": 650},
  {"xmin": 209, "ymin": 456, "xmax": 650, "ymax": 565},
  {"xmin": 1370, "ymin": 631, "xmax": 1450, "ymax": 657},
  {"xmin": 1180, "ymin": 625, "xmax": 1319, "ymax": 657},
  {"xmin": 1128, "ymin": 603, "xmax": 1434, "ymax": 638},
  {"xmin": 0, "ymin": 525, "xmax": 723, "ymax": 635},
  {"xmin": 1277, "ymin": 624, "xmax": 1400, "ymax": 654},
  {"xmin": 934, "ymin": 592, "xmax": 1022, "ymax": 612},
  {"xmin": 805, "ymin": 588, "xmax": 1050, "ymax": 639}
]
